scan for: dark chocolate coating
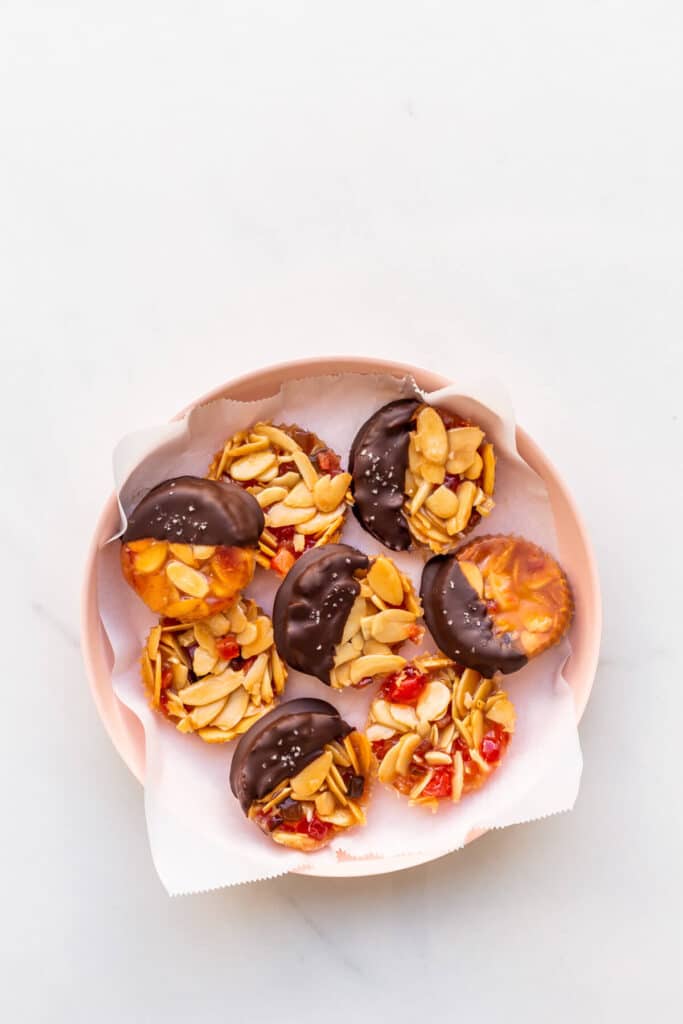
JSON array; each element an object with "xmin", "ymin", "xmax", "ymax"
[
  {"xmin": 348, "ymin": 398, "xmax": 420, "ymax": 550},
  {"xmin": 421, "ymin": 555, "xmax": 528, "ymax": 676},
  {"xmin": 272, "ymin": 544, "xmax": 369, "ymax": 685},
  {"xmin": 229, "ymin": 699, "xmax": 353, "ymax": 812},
  {"xmin": 122, "ymin": 476, "xmax": 264, "ymax": 547}
]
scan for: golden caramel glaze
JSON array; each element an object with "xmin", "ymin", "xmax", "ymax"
[
  {"xmin": 121, "ymin": 539, "xmax": 255, "ymax": 622},
  {"xmin": 456, "ymin": 535, "xmax": 573, "ymax": 659}
]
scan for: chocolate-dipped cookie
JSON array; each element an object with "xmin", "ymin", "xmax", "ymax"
[
  {"xmin": 208, "ymin": 422, "xmax": 351, "ymax": 577},
  {"xmin": 120, "ymin": 476, "xmax": 264, "ymax": 622},
  {"xmin": 230, "ymin": 699, "xmax": 374, "ymax": 851},
  {"xmin": 421, "ymin": 535, "xmax": 573, "ymax": 674},
  {"xmin": 349, "ymin": 400, "xmax": 495, "ymax": 554},
  {"xmin": 141, "ymin": 598, "xmax": 287, "ymax": 743},
  {"xmin": 367, "ymin": 653, "xmax": 515, "ymax": 809},
  {"xmin": 273, "ymin": 544, "xmax": 423, "ymax": 689}
]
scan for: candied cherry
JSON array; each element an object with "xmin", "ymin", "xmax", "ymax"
[
  {"xmin": 481, "ymin": 724, "xmax": 506, "ymax": 764},
  {"xmin": 295, "ymin": 815, "xmax": 332, "ymax": 842},
  {"xmin": 423, "ymin": 766, "xmax": 453, "ymax": 799},
  {"xmin": 316, "ymin": 448, "xmax": 342, "ymax": 475},
  {"xmin": 216, "ymin": 634, "xmax": 240, "ymax": 660},
  {"xmin": 381, "ymin": 666, "xmax": 428, "ymax": 705}
]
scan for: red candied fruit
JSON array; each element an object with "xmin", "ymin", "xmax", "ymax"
[
  {"xmin": 481, "ymin": 724, "xmax": 507, "ymax": 764},
  {"xmin": 215, "ymin": 634, "xmax": 240, "ymax": 660},
  {"xmin": 160, "ymin": 667, "xmax": 173, "ymax": 690},
  {"xmin": 371, "ymin": 738, "xmax": 395, "ymax": 763},
  {"xmin": 381, "ymin": 666, "xmax": 428, "ymax": 705},
  {"xmin": 295, "ymin": 815, "xmax": 332, "ymax": 842},
  {"xmin": 423, "ymin": 766, "xmax": 453, "ymax": 799},
  {"xmin": 315, "ymin": 448, "xmax": 342, "ymax": 476},
  {"xmin": 444, "ymin": 473, "xmax": 462, "ymax": 493}
]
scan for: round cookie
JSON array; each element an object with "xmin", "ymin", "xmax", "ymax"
[
  {"xmin": 208, "ymin": 421, "xmax": 352, "ymax": 577},
  {"xmin": 367, "ymin": 654, "xmax": 515, "ymax": 809},
  {"xmin": 141, "ymin": 598, "xmax": 287, "ymax": 742},
  {"xmin": 349, "ymin": 400, "xmax": 495, "ymax": 553},
  {"xmin": 230, "ymin": 699, "xmax": 374, "ymax": 851},
  {"xmin": 120, "ymin": 476, "xmax": 264, "ymax": 622},
  {"xmin": 273, "ymin": 544, "xmax": 423, "ymax": 689},
  {"xmin": 421, "ymin": 535, "xmax": 573, "ymax": 674}
]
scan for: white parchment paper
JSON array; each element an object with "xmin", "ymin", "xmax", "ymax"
[{"xmin": 96, "ymin": 373, "xmax": 582, "ymax": 893}]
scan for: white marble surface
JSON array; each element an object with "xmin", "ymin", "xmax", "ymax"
[{"xmin": 2, "ymin": 3, "xmax": 682, "ymax": 1022}]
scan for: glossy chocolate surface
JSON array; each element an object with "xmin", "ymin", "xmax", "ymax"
[
  {"xmin": 229, "ymin": 699, "xmax": 353, "ymax": 812},
  {"xmin": 421, "ymin": 555, "xmax": 528, "ymax": 675},
  {"xmin": 349, "ymin": 398, "xmax": 420, "ymax": 550},
  {"xmin": 272, "ymin": 544, "xmax": 369, "ymax": 684},
  {"xmin": 122, "ymin": 476, "xmax": 264, "ymax": 547}
]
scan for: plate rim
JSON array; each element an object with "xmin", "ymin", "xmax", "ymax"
[{"xmin": 81, "ymin": 356, "xmax": 602, "ymax": 879}]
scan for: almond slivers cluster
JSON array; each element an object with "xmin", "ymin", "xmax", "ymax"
[
  {"xmin": 330, "ymin": 556, "xmax": 423, "ymax": 689},
  {"xmin": 404, "ymin": 406, "xmax": 495, "ymax": 554},
  {"xmin": 208, "ymin": 422, "xmax": 352, "ymax": 576},
  {"xmin": 142, "ymin": 598, "xmax": 286, "ymax": 743},
  {"xmin": 121, "ymin": 540, "xmax": 255, "ymax": 622},
  {"xmin": 250, "ymin": 733, "xmax": 374, "ymax": 851},
  {"xmin": 367, "ymin": 656, "xmax": 515, "ymax": 809}
]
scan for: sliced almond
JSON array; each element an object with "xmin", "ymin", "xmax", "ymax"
[
  {"xmin": 389, "ymin": 703, "xmax": 419, "ymax": 730},
  {"xmin": 366, "ymin": 723, "xmax": 396, "ymax": 742},
  {"xmin": 315, "ymin": 791, "xmax": 336, "ymax": 817},
  {"xmin": 450, "ymin": 480, "xmax": 477, "ymax": 534},
  {"xmin": 378, "ymin": 740, "xmax": 402, "ymax": 783},
  {"xmin": 296, "ymin": 509, "xmax": 345, "ymax": 535},
  {"xmin": 241, "ymin": 616, "xmax": 274, "ymax": 658},
  {"xmin": 270, "ymin": 649, "xmax": 286, "ymax": 694},
  {"xmin": 420, "ymin": 461, "xmax": 446, "ymax": 485},
  {"xmin": 206, "ymin": 612, "xmax": 231, "ymax": 637},
  {"xmin": 133, "ymin": 542, "xmax": 168, "ymax": 575},
  {"xmin": 370, "ymin": 698, "xmax": 406, "ymax": 732},
  {"xmin": 367, "ymin": 557, "xmax": 404, "ymax": 606},
  {"xmin": 290, "ymin": 751, "xmax": 333, "ymax": 800},
  {"xmin": 452, "ymin": 750, "xmax": 464, "ymax": 802},
  {"xmin": 228, "ymin": 602, "xmax": 248, "ymax": 635},
  {"xmin": 395, "ymin": 732, "xmax": 422, "ymax": 776},
  {"xmin": 313, "ymin": 472, "xmax": 352, "ymax": 513},
  {"xmin": 188, "ymin": 697, "xmax": 228, "ymax": 729},
  {"xmin": 416, "ymin": 680, "xmax": 451, "ymax": 723},
  {"xmin": 370, "ymin": 609, "xmax": 417, "ymax": 644},
  {"xmin": 168, "ymin": 543, "xmax": 199, "ymax": 567},
  {"xmin": 193, "ymin": 646, "xmax": 218, "ymax": 676},
  {"xmin": 266, "ymin": 501, "xmax": 316, "ymax": 528},
  {"xmin": 253, "ymin": 423, "xmax": 302, "ymax": 452},
  {"xmin": 425, "ymin": 750, "xmax": 452, "ymax": 766},
  {"xmin": 486, "ymin": 696, "xmax": 516, "ymax": 731},
  {"xmin": 275, "ymin": 471, "xmax": 301, "ymax": 489},
  {"xmin": 193, "ymin": 621, "xmax": 217, "ymax": 656},
  {"xmin": 414, "ymin": 407, "xmax": 448, "ymax": 464},
  {"xmin": 242, "ymin": 652, "xmax": 268, "ymax": 695},
  {"xmin": 446, "ymin": 427, "xmax": 485, "ymax": 472},
  {"xmin": 471, "ymin": 708, "xmax": 484, "ymax": 749},
  {"xmin": 256, "ymin": 486, "xmax": 289, "ymax": 508},
  {"xmin": 283, "ymin": 481, "xmax": 316, "ymax": 508},
  {"xmin": 481, "ymin": 443, "xmax": 496, "ymax": 495},
  {"xmin": 291, "ymin": 450, "xmax": 318, "ymax": 490},
  {"xmin": 177, "ymin": 670, "xmax": 245, "ymax": 706},
  {"xmin": 342, "ymin": 595, "xmax": 367, "ymax": 644},
  {"xmin": 146, "ymin": 626, "xmax": 162, "ymax": 661},
  {"xmin": 458, "ymin": 559, "xmax": 484, "ymax": 598},
  {"xmin": 349, "ymin": 654, "xmax": 406, "ymax": 685},
  {"xmin": 455, "ymin": 667, "xmax": 481, "ymax": 718},
  {"xmin": 210, "ymin": 686, "xmax": 249, "ymax": 729},
  {"xmin": 333, "ymin": 641, "xmax": 357, "ymax": 667},
  {"xmin": 463, "ymin": 451, "xmax": 484, "ymax": 480},
  {"xmin": 362, "ymin": 639, "xmax": 394, "ymax": 656},
  {"xmin": 229, "ymin": 450, "xmax": 277, "ymax": 481},
  {"xmin": 235, "ymin": 621, "xmax": 258, "ymax": 647},
  {"xmin": 426, "ymin": 485, "xmax": 459, "ymax": 520},
  {"xmin": 409, "ymin": 478, "xmax": 434, "ymax": 515},
  {"xmin": 166, "ymin": 561, "xmax": 209, "ymax": 598}
]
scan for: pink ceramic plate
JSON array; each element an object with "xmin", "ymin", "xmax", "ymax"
[{"xmin": 81, "ymin": 357, "xmax": 601, "ymax": 878}]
